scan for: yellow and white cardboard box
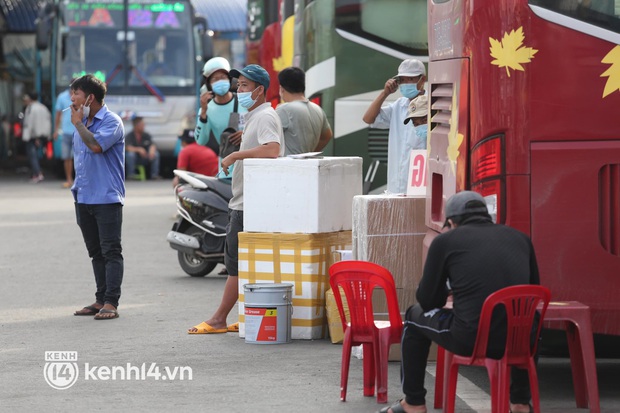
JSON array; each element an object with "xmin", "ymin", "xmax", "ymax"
[{"xmin": 237, "ymin": 231, "xmax": 352, "ymax": 340}]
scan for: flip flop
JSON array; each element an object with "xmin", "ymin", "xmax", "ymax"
[
  {"xmin": 227, "ymin": 322, "xmax": 239, "ymax": 332},
  {"xmin": 94, "ymin": 308, "xmax": 119, "ymax": 320},
  {"xmin": 74, "ymin": 305, "xmax": 101, "ymax": 316},
  {"xmin": 188, "ymin": 321, "xmax": 228, "ymax": 334},
  {"xmin": 510, "ymin": 404, "xmax": 533, "ymax": 413},
  {"xmin": 377, "ymin": 400, "xmax": 406, "ymax": 413}
]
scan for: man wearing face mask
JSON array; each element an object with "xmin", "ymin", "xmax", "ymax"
[
  {"xmin": 194, "ymin": 57, "xmax": 247, "ymax": 178},
  {"xmin": 188, "ymin": 64, "xmax": 284, "ymax": 334},
  {"xmin": 363, "ymin": 59, "xmax": 427, "ymax": 194},
  {"xmin": 69, "ymin": 74, "xmax": 125, "ymax": 320}
]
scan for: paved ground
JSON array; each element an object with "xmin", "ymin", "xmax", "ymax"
[{"xmin": 0, "ymin": 174, "xmax": 618, "ymax": 412}]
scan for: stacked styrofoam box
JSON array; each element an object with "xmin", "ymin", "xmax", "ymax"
[
  {"xmin": 238, "ymin": 157, "xmax": 362, "ymax": 340},
  {"xmin": 239, "ymin": 157, "xmax": 362, "ymax": 339},
  {"xmin": 238, "ymin": 231, "xmax": 352, "ymax": 339},
  {"xmin": 243, "ymin": 157, "xmax": 362, "ymax": 233}
]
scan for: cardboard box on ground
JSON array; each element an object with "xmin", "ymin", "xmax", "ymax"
[{"xmin": 324, "ymin": 195, "xmax": 437, "ymax": 361}]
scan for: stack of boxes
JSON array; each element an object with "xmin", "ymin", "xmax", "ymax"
[
  {"xmin": 238, "ymin": 157, "xmax": 362, "ymax": 339},
  {"xmin": 352, "ymin": 194, "xmax": 428, "ymax": 358}
]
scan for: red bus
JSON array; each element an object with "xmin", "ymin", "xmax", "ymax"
[
  {"xmin": 426, "ymin": 0, "xmax": 620, "ymax": 335},
  {"xmin": 246, "ymin": 0, "xmax": 294, "ymax": 106}
]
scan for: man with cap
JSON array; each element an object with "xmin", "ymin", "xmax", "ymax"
[
  {"xmin": 379, "ymin": 191, "xmax": 540, "ymax": 413},
  {"xmin": 188, "ymin": 64, "xmax": 284, "ymax": 334},
  {"xmin": 363, "ymin": 59, "xmax": 427, "ymax": 194}
]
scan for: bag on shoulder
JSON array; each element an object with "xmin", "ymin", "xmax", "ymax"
[
  {"xmin": 206, "ymin": 130, "xmax": 220, "ymax": 156},
  {"xmin": 219, "ymin": 94, "xmax": 241, "ymax": 158}
]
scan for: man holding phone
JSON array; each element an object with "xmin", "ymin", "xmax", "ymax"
[
  {"xmin": 194, "ymin": 57, "xmax": 247, "ymax": 178},
  {"xmin": 363, "ymin": 59, "xmax": 427, "ymax": 194}
]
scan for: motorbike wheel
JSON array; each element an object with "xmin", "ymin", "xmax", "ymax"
[{"xmin": 177, "ymin": 228, "xmax": 219, "ymax": 277}]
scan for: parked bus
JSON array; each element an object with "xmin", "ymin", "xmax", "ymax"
[
  {"xmin": 247, "ymin": 0, "xmax": 428, "ymax": 191},
  {"xmin": 426, "ymin": 0, "xmax": 620, "ymax": 335},
  {"xmin": 35, "ymin": 0, "xmax": 212, "ymax": 160}
]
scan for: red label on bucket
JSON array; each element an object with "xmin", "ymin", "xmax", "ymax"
[{"xmin": 245, "ymin": 307, "xmax": 277, "ymax": 342}]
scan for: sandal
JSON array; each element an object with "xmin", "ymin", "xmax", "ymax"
[
  {"xmin": 74, "ymin": 305, "xmax": 101, "ymax": 316},
  {"xmin": 94, "ymin": 308, "xmax": 119, "ymax": 320},
  {"xmin": 510, "ymin": 404, "xmax": 533, "ymax": 413},
  {"xmin": 377, "ymin": 400, "xmax": 406, "ymax": 413}
]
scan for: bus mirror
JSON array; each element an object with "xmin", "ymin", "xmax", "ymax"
[
  {"xmin": 193, "ymin": 16, "xmax": 213, "ymax": 61},
  {"xmin": 201, "ymin": 35, "xmax": 214, "ymax": 62},
  {"xmin": 35, "ymin": 3, "xmax": 56, "ymax": 51},
  {"xmin": 194, "ymin": 15, "xmax": 207, "ymax": 32},
  {"xmin": 35, "ymin": 18, "xmax": 50, "ymax": 50}
]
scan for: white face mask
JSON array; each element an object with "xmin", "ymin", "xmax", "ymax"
[{"xmin": 82, "ymin": 95, "xmax": 93, "ymax": 118}]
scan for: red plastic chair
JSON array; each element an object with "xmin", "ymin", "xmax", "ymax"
[
  {"xmin": 442, "ymin": 285, "xmax": 551, "ymax": 413},
  {"xmin": 329, "ymin": 260, "xmax": 403, "ymax": 404}
]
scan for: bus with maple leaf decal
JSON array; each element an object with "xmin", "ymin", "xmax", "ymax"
[
  {"xmin": 426, "ymin": 0, "xmax": 620, "ymax": 336},
  {"xmin": 247, "ymin": 0, "xmax": 428, "ymax": 191}
]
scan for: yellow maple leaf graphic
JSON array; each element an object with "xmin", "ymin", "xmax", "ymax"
[
  {"xmin": 489, "ymin": 27, "xmax": 538, "ymax": 77},
  {"xmin": 601, "ymin": 45, "xmax": 620, "ymax": 98},
  {"xmin": 446, "ymin": 90, "xmax": 464, "ymax": 176}
]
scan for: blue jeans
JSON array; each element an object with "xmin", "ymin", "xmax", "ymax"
[
  {"xmin": 126, "ymin": 150, "xmax": 160, "ymax": 178},
  {"xmin": 75, "ymin": 203, "xmax": 124, "ymax": 307},
  {"xmin": 26, "ymin": 139, "xmax": 42, "ymax": 176}
]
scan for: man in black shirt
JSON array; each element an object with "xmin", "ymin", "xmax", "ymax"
[
  {"xmin": 125, "ymin": 116, "xmax": 160, "ymax": 180},
  {"xmin": 380, "ymin": 191, "xmax": 540, "ymax": 413}
]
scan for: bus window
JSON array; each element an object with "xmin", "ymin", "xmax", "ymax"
[
  {"xmin": 335, "ymin": 0, "xmax": 427, "ymax": 55},
  {"xmin": 529, "ymin": 0, "xmax": 620, "ymax": 33}
]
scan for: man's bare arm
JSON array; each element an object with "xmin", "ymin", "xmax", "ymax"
[
  {"xmin": 221, "ymin": 142, "xmax": 280, "ymax": 174},
  {"xmin": 314, "ymin": 127, "xmax": 333, "ymax": 152},
  {"xmin": 74, "ymin": 121, "xmax": 102, "ymax": 153}
]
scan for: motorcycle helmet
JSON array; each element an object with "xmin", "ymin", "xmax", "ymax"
[{"xmin": 202, "ymin": 57, "xmax": 231, "ymax": 79}]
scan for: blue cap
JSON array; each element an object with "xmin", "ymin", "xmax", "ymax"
[{"xmin": 230, "ymin": 64, "xmax": 270, "ymax": 90}]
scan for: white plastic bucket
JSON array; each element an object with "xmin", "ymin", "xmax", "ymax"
[{"xmin": 243, "ymin": 283, "xmax": 293, "ymax": 344}]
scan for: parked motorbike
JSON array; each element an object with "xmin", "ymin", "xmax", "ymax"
[{"xmin": 167, "ymin": 170, "xmax": 231, "ymax": 277}]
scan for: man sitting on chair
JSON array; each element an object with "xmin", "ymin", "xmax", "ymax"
[
  {"xmin": 380, "ymin": 191, "xmax": 540, "ymax": 413},
  {"xmin": 125, "ymin": 116, "xmax": 160, "ymax": 180}
]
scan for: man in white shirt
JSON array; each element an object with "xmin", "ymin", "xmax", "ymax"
[
  {"xmin": 188, "ymin": 64, "xmax": 284, "ymax": 334},
  {"xmin": 363, "ymin": 59, "xmax": 427, "ymax": 194},
  {"xmin": 22, "ymin": 92, "xmax": 51, "ymax": 183}
]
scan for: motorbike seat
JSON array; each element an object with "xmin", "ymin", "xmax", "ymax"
[{"xmin": 195, "ymin": 175, "xmax": 233, "ymax": 200}]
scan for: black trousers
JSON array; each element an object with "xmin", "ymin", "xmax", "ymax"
[
  {"xmin": 401, "ymin": 304, "xmax": 533, "ymax": 406},
  {"xmin": 75, "ymin": 202, "xmax": 124, "ymax": 308}
]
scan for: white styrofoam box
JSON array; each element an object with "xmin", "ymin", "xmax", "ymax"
[{"xmin": 243, "ymin": 157, "xmax": 363, "ymax": 233}]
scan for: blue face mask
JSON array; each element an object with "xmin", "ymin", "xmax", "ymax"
[
  {"xmin": 415, "ymin": 123, "xmax": 428, "ymax": 140},
  {"xmin": 400, "ymin": 83, "xmax": 420, "ymax": 99},
  {"xmin": 211, "ymin": 80, "xmax": 231, "ymax": 96},
  {"xmin": 238, "ymin": 87, "xmax": 260, "ymax": 109}
]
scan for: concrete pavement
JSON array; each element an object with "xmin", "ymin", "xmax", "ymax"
[{"xmin": 0, "ymin": 175, "xmax": 618, "ymax": 412}]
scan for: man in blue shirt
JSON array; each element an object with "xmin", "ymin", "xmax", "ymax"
[
  {"xmin": 70, "ymin": 74, "xmax": 125, "ymax": 320},
  {"xmin": 53, "ymin": 85, "xmax": 76, "ymax": 188}
]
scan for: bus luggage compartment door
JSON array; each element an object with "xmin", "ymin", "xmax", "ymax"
[{"xmin": 531, "ymin": 140, "xmax": 620, "ymax": 336}]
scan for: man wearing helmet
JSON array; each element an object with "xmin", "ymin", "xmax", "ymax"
[
  {"xmin": 194, "ymin": 57, "xmax": 247, "ymax": 175},
  {"xmin": 380, "ymin": 191, "xmax": 540, "ymax": 413}
]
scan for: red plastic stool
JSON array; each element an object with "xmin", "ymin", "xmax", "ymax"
[
  {"xmin": 434, "ymin": 346, "xmax": 446, "ymax": 409},
  {"xmin": 434, "ymin": 301, "xmax": 600, "ymax": 413},
  {"xmin": 540, "ymin": 301, "xmax": 600, "ymax": 413}
]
